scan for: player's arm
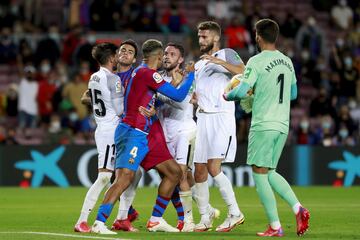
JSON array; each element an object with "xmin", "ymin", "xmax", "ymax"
[
  {"xmin": 200, "ymin": 49, "xmax": 244, "ymax": 74},
  {"xmin": 157, "ymin": 72, "xmax": 194, "ymax": 102},
  {"xmin": 290, "ymin": 70, "xmax": 298, "ymax": 100},
  {"xmin": 81, "ymin": 89, "xmax": 91, "ymax": 105},
  {"xmin": 157, "ymin": 93, "xmax": 188, "ymax": 110},
  {"xmin": 224, "ymin": 59, "xmax": 257, "ymax": 101}
]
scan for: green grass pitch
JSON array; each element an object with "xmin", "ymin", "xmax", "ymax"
[{"xmin": 0, "ymin": 187, "xmax": 359, "ymax": 240}]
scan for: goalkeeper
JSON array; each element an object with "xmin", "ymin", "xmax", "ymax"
[{"xmin": 224, "ymin": 19, "xmax": 310, "ymax": 237}]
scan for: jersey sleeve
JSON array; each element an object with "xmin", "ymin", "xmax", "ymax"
[
  {"xmin": 224, "ymin": 48, "xmax": 243, "ymax": 65},
  {"xmin": 107, "ymin": 74, "xmax": 124, "ymax": 115},
  {"xmin": 145, "ymin": 69, "xmax": 166, "ymax": 90},
  {"xmin": 242, "ymin": 57, "xmax": 258, "ymax": 88}
]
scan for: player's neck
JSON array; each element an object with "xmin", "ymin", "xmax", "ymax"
[
  {"xmin": 261, "ymin": 43, "xmax": 276, "ymax": 51},
  {"xmin": 143, "ymin": 60, "xmax": 158, "ymax": 70},
  {"xmin": 101, "ymin": 64, "xmax": 114, "ymax": 73},
  {"xmin": 118, "ymin": 64, "xmax": 131, "ymax": 73},
  {"xmin": 206, "ymin": 46, "xmax": 220, "ymax": 56}
]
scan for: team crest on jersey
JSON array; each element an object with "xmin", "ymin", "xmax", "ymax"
[
  {"xmin": 153, "ymin": 72, "xmax": 163, "ymax": 83},
  {"xmin": 115, "ymin": 80, "xmax": 122, "ymax": 93}
]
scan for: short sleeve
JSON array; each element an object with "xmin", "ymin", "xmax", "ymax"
[
  {"xmin": 145, "ymin": 69, "xmax": 166, "ymax": 90},
  {"xmin": 224, "ymin": 48, "xmax": 243, "ymax": 65},
  {"xmin": 108, "ymin": 74, "xmax": 123, "ymax": 99},
  {"xmin": 290, "ymin": 60, "xmax": 297, "ymax": 85},
  {"xmin": 242, "ymin": 57, "xmax": 258, "ymax": 88}
]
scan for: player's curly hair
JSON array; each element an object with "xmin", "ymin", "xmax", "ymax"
[
  {"xmin": 197, "ymin": 21, "xmax": 221, "ymax": 37},
  {"xmin": 142, "ymin": 39, "xmax": 163, "ymax": 58},
  {"xmin": 255, "ymin": 19, "xmax": 279, "ymax": 44},
  {"xmin": 91, "ymin": 42, "xmax": 118, "ymax": 65}
]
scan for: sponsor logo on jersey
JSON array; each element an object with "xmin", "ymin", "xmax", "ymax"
[
  {"xmin": 153, "ymin": 72, "xmax": 163, "ymax": 83},
  {"xmin": 129, "ymin": 158, "xmax": 135, "ymax": 164},
  {"xmin": 115, "ymin": 80, "xmax": 122, "ymax": 93}
]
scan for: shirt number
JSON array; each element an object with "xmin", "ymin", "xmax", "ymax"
[
  {"xmin": 89, "ymin": 88, "xmax": 106, "ymax": 117},
  {"xmin": 277, "ymin": 74, "xmax": 284, "ymax": 104}
]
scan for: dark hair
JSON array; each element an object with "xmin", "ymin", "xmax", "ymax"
[
  {"xmin": 142, "ymin": 39, "xmax": 163, "ymax": 58},
  {"xmin": 255, "ymin": 19, "xmax": 279, "ymax": 44},
  {"xmin": 197, "ymin": 21, "xmax": 221, "ymax": 37},
  {"xmin": 120, "ymin": 39, "xmax": 138, "ymax": 58},
  {"xmin": 91, "ymin": 42, "xmax": 118, "ymax": 65},
  {"xmin": 166, "ymin": 42, "xmax": 185, "ymax": 57}
]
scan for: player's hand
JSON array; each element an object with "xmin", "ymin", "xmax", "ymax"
[
  {"xmin": 139, "ymin": 104, "xmax": 156, "ymax": 118},
  {"xmin": 201, "ymin": 54, "xmax": 225, "ymax": 66},
  {"xmin": 171, "ymin": 63, "xmax": 184, "ymax": 87},
  {"xmin": 81, "ymin": 89, "xmax": 91, "ymax": 106},
  {"xmin": 184, "ymin": 61, "xmax": 195, "ymax": 73},
  {"xmin": 190, "ymin": 92, "xmax": 198, "ymax": 105}
]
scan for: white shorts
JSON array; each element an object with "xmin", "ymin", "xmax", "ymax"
[
  {"xmin": 94, "ymin": 126, "xmax": 116, "ymax": 171},
  {"xmin": 166, "ymin": 128, "xmax": 196, "ymax": 170},
  {"xmin": 194, "ymin": 112, "xmax": 237, "ymax": 163}
]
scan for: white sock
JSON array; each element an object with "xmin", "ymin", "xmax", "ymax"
[
  {"xmin": 77, "ymin": 172, "xmax": 112, "ymax": 224},
  {"xmin": 270, "ymin": 221, "xmax": 281, "ymax": 230},
  {"xmin": 213, "ymin": 172, "xmax": 241, "ymax": 216},
  {"xmin": 292, "ymin": 202, "xmax": 302, "ymax": 214},
  {"xmin": 194, "ymin": 181, "xmax": 209, "ymax": 221},
  {"xmin": 179, "ymin": 190, "xmax": 193, "ymax": 222},
  {"xmin": 191, "ymin": 185, "xmax": 197, "ymax": 203},
  {"xmin": 117, "ymin": 168, "xmax": 142, "ymax": 220}
]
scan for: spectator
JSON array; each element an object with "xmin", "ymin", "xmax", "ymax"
[
  {"xmin": 160, "ymin": 2, "xmax": 189, "ymax": 34},
  {"xmin": 331, "ymin": 0, "xmax": 354, "ymax": 30},
  {"xmin": 5, "ymin": 83, "xmax": 18, "ymax": 119},
  {"xmin": 207, "ymin": 0, "xmax": 240, "ymax": 23},
  {"xmin": 37, "ymin": 70, "xmax": 57, "ymax": 127},
  {"xmin": 89, "ymin": 0, "xmax": 115, "ymax": 31},
  {"xmin": 339, "ymin": 55, "xmax": 359, "ymax": 98},
  {"xmin": 18, "ymin": 66, "xmax": 39, "ymax": 130},
  {"xmin": 74, "ymin": 32, "xmax": 97, "ymax": 71},
  {"xmin": 35, "ymin": 25, "xmax": 61, "ymax": 67},
  {"xmin": 281, "ymin": 13, "xmax": 302, "ymax": 39},
  {"xmin": 17, "ymin": 38, "xmax": 34, "ymax": 67},
  {"xmin": 0, "ymin": 27, "xmax": 17, "ymax": 64},
  {"xmin": 295, "ymin": 17, "xmax": 327, "ymax": 61},
  {"xmin": 61, "ymin": 24, "xmax": 83, "ymax": 65},
  {"xmin": 224, "ymin": 17, "xmax": 251, "ymax": 50},
  {"xmin": 297, "ymin": 116, "xmax": 316, "ymax": 144},
  {"xmin": 310, "ymin": 87, "xmax": 337, "ymax": 118},
  {"xmin": 335, "ymin": 105, "xmax": 357, "ymax": 135},
  {"xmin": 62, "ymin": 73, "xmax": 88, "ymax": 121},
  {"xmin": 136, "ymin": 0, "xmax": 158, "ymax": 32}
]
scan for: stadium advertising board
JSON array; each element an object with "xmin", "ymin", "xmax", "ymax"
[{"xmin": 0, "ymin": 145, "xmax": 359, "ymax": 187}]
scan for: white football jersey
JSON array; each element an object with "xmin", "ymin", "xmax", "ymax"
[
  {"xmin": 195, "ymin": 48, "xmax": 243, "ymax": 113},
  {"xmin": 157, "ymin": 72, "xmax": 196, "ymax": 141},
  {"xmin": 88, "ymin": 67, "xmax": 124, "ymax": 129}
]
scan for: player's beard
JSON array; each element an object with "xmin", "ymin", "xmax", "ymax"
[
  {"xmin": 200, "ymin": 42, "xmax": 214, "ymax": 54},
  {"xmin": 164, "ymin": 62, "xmax": 177, "ymax": 72}
]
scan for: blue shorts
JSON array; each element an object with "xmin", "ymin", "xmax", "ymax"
[{"xmin": 114, "ymin": 123, "xmax": 149, "ymax": 171}]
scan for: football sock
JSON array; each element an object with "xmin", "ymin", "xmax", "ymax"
[
  {"xmin": 150, "ymin": 195, "xmax": 171, "ymax": 222},
  {"xmin": 117, "ymin": 169, "xmax": 142, "ymax": 220},
  {"xmin": 268, "ymin": 170, "xmax": 300, "ymax": 214},
  {"xmin": 96, "ymin": 203, "xmax": 114, "ymax": 223},
  {"xmin": 171, "ymin": 186, "xmax": 184, "ymax": 221},
  {"xmin": 213, "ymin": 172, "xmax": 241, "ymax": 216},
  {"xmin": 252, "ymin": 172, "xmax": 280, "ymax": 226},
  {"xmin": 128, "ymin": 205, "xmax": 135, "ymax": 215},
  {"xmin": 194, "ymin": 181, "xmax": 210, "ymax": 221},
  {"xmin": 179, "ymin": 190, "xmax": 193, "ymax": 222},
  {"xmin": 77, "ymin": 172, "xmax": 112, "ymax": 224}
]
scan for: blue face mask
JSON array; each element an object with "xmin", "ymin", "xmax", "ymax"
[
  {"xmin": 322, "ymin": 122, "xmax": 331, "ymax": 129},
  {"xmin": 344, "ymin": 57, "xmax": 352, "ymax": 68},
  {"xmin": 339, "ymin": 129, "xmax": 348, "ymax": 139}
]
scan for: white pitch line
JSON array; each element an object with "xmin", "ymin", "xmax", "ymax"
[{"xmin": 0, "ymin": 231, "xmax": 135, "ymax": 240}]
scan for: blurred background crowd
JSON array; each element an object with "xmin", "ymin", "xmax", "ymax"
[{"xmin": 0, "ymin": 0, "xmax": 359, "ymax": 146}]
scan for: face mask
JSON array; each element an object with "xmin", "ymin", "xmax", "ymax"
[
  {"xmin": 344, "ymin": 57, "xmax": 352, "ymax": 68},
  {"xmin": 339, "ymin": 129, "xmax": 348, "ymax": 138},
  {"xmin": 287, "ymin": 50, "xmax": 294, "ymax": 58},
  {"xmin": 322, "ymin": 122, "xmax": 331, "ymax": 129},
  {"xmin": 41, "ymin": 64, "xmax": 51, "ymax": 74},
  {"xmin": 49, "ymin": 120, "xmax": 61, "ymax": 133},
  {"xmin": 49, "ymin": 33, "xmax": 60, "ymax": 41},
  {"xmin": 300, "ymin": 121, "xmax": 309, "ymax": 130},
  {"xmin": 349, "ymin": 101, "xmax": 357, "ymax": 109},
  {"xmin": 87, "ymin": 35, "xmax": 96, "ymax": 44},
  {"xmin": 69, "ymin": 112, "xmax": 78, "ymax": 122},
  {"xmin": 336, "ymin": 38, "xmax": 344, "ymax": 48},
  {"xmin": 301, "ymin": 51, "xmax": 310, "ymax": 61}
]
